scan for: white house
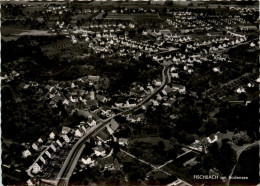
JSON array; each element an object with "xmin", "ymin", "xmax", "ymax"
[
  {"xmin": 206, "ymin": 134, "xmax": 218, "ymax": 144},
  {"xmin": 45, "ymin": 150, "xmax": 52, "ymax": 159},
  {"xmin": 172, "ymin": 84, "xmax": 186, "ymax": 93},
  {"xmin": 56, "ymin": 139, "xmax": 63, "ymax": 147},
  {"xmin": 213, "ymin": 67, "xmax": 220, "ymax": 73},
  {"xmin": 87, "ymin": 118, "xmax": 96, "ymax": 127},
  {"xmin": 171, "ymin": 73, "xmax": 179, "ymax": 78},
  {"xmin": 49, "ymin": 132, "xmax": 56, "ymax": 140},
  {"xmin": 40, "ymin": 156, "xmax": 47, "ymax": 165},
  {"xmin": 82, "ymin": 157, "xmax": 95, "ymax": 166},
  {"xmin": 22, "ymin": 149, "xmax": 32, "ymax": 158},
  {"xmin": 62, "ymin": 134, "xmax": 71, "ymax": 143},
  {"xmin": 75, "ymin": 128, "xmax": 85, "ymax": 138},
  {"xmin": 32, "ymin": 142, "xmax": 40, "ymax": 151},
  {"xmin": 153, "ymin": 79, "xmax": 162, "ymax": 86},
  {"xmin": 94, "ymin": 146, "xmax": 106, "ymax": 157},
  {"xmin": 62, "ymin": 126, "xmax": 71, "ymax": 134},
  {"xmin": 32, "ymin": 161, "xmax": 43, "ymax": 174},
  {"xmin": 236, "ymin": 87, "xmax": 246, "ymax": 94},
  {"xmin": 27, "ymin": 179, "xmax": 39, "ymax": 186},
  {"xmin": 50, "ymin": 143, "xmax": 57, "ymax": 152}
]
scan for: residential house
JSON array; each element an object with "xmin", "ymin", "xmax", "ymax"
[
  {"xmin": 45, "ymin": 147, "xmax": 54, "ymax": 159},
  {"xmin": 32, "ymin": 160, "xmax": 44, "ymax": 174},
  {"xmin": 75, "ymin": 127, "xmax": 85, "ymax": 138},
  {"xmin": 49, "ymin": 132, "xmax": 56, "ymax": 140},
  {"xmin": 171, "ymin": 72, "xmax": 179, "ymax": 78},
  {"xmin": 62, "ymin": 126, "xmax": 71, "ymax": 135},
  {"xmin": 62, "ymin": 132, "xmax": 73, "ymax": 143},
  {"xmin": 81, "ymin": 125, "xmax": 89, "ymax": 133},
  {"xmin": 77, "ymin": 109, "xmax": 92, "ymax": 119},
  {"xmin": 22, "ymin": 149, "xmax": 32, "ymax": 158},
  {"xmin": 56, "ymin": 138, "xmax": 63, "ymax": 147},
  {"xmin": 38, "ymin": 136, "xmax": 47, "ymax": 144},
  {"xmin": 50, "ymin": 142, "xmax": 59, "ymax": 152},
  {"xmin": 86, "ymin": 100, "xmax": 98, "ymax": 110},
  {"xmin": 96, "ymin": 94, "xmax": 107, "ymax": 103},
  {"xmin": 109, "ymin": 119, "xmax": 119, "ymax": 131},
  {"xmin": 164, "ymin": 86, "xmax": 173, "ymax": 95},
  {"xmin": 153, "ymin": 79, "xmax": 162, "ymax": 86},
  {"xmin": 142, "ymin": 100, "xmax": 153, "ymax": 110},
  {"xmin": 189, "ymin": 139, "xmax": 203, "ymax": 152},
  {"xmin": 163, "ymin": 99, "xmax": 174, "ymax": 107},
  {"xmin": 39, "ymin": 153, "xmax": 49, "ymax": 165},
  {"xmin": 172, "ymin": 84, "xmax": 186, "ymax": 93},
  {"xmin": 106, "ymin": 119, "xmax": 119, "ymax": 135},
  {"xmin": 32, "ymin": 141, "xmax": 41, "ymax": 151},
  {"xmin": 127, "ymin": 114, "xmax": 144, "ymax": 123},
  {"xmin": 87, "ymin": 118, "xmax": 97, "ymax": 127},
  {"xmin": 119, "ymin": 138, "xmax": 128, "ymax": 146},
  {"xmin": 206, "ymin": 134, "xmax": 218, "ymax": 144},
  {"xmin": 88, "ymin": 75, "xmax": 100, "ymax": 82},
  {"xmin": 101, "ymin": 107, "xmax": 113, "ymax": 117},
  {"xmin": 156, "ymin": 93, "xmax": 163, "ymax": 101},
  {"xmin": 236, "ymin": 87, "xmax": 246, "ymax": 94},
  {"xmin": 81, "ymin": 156, "xmax": 95, "ymax": 166},
  {"xmin": 27, "ymin": 179, "xmax": 39, "ymax": 186},
  {"xmin": 151, "ymin": 99, "xmax": 159, "ymax": 106},
  {"xmin": 94, "ymin": 146, "xmax": 106, "ymax": 157}
]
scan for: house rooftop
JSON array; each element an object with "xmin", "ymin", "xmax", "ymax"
[{"xmin": 109, "ymin": 119, "xmax": 119, "ymax": 131}]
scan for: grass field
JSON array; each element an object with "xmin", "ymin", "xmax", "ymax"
[
  {"xmin": 1, "ymin": 27, "xmax": 28, "ymax": 36},
  {"xmin": 129, "ymin": 137, "xmax": 172, "ymax": 151}
]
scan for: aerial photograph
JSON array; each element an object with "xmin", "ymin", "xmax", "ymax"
[{"xmin": 1, "ymin": 0, "xmax": 259, "ymax": 185}]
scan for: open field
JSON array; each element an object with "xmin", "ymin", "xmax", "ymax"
[{"xmin": 1, "ymin": 27, "xmax": 28, "ymax": 36}]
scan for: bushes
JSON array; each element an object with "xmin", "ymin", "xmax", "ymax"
[{"xmin": 232, "ymin": 131, "xmax": 251, "ymax": 146}]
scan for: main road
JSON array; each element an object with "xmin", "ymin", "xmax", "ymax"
[{"xmin": 42, "ymin": 66, "xmax": 171, "ymax": 186}]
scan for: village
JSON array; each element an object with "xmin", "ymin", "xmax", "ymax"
[{"xmin": 1, "ymin": 0, "xmax": 259, "ymax": 185}]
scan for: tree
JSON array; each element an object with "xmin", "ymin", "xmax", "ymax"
[
  {"xmin": 232, "ymin": 131, "xmax": 251, "ymax": 146},
  {"xmin": 158, "ymin": 141, "xmax": 165, "ymax": 152}
]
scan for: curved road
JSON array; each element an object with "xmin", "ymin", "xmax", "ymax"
[
  {"xmin": 42, "ymin": 66, "xmax": 171, "ymax": 185},
  {"xmin": 225, "ymin": 140, "xmax": 259, "ymax": 186}
]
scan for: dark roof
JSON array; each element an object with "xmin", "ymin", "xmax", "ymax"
[
  {"xmin": 42, "ymin": 153, "xmax": 49, "ymax": 160},
  {"xmin": 109, "ymin": 119, "xmax": 119, "ymax": 131},
  {"xmin": 33, "ymin": 141, "xmax": 40, "ymax": 147},
  {"xmin": 66, "ymin": 132, "xmax": 73, "ymax": 138},
  {"xmin": 47, "ymin": 147, "xmax": 54, "ymax": 154},
  {"xmin": 208, "ymin": 134, "xmax": 217, "ymax": 141},
  {"xmin": 58, "ymin": 137, "xmax": 65, "ymax": 143},
  {"xmin": 77, "ymin": 109, "xmax": 91, "ymax": 118},
  {"xmin": 143, "ymin": 100, "xmax": 152, "ymax": 107},
  {"xmin": 164, "ymin": 99, "xmax": 174, "ymax": 105},
  {"xmin": 96, "ymin": 94, "xmax": 105, "ymax": 101},
  {"xmin": 101, "ymin": 106, "xmax": 111, "ymax": 111},
  {"xmin": 164, "ymin": 86, "xmax": 173, "ymax": 94},
  {"xmin": 86, "ymin": 100, "xmax": 98, "ymax": 107},
  {"xmin": 53, "ymin": 95, "xmax": 63, "ymax": 103},
  {"xmin": 53, "ymin": 142, "xmax": 59, "ymax": 148},
  {"xmin": 36, "ymin": 160, "xmax": 44, "ymax": 167},
  {"xmin": 39, "ymin": 136, "xmax": 47, "ymax": 142}
]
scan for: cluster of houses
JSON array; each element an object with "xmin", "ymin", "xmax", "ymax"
[
  {"xmin": 43, "ymin": 75, "xmax": 110, "ymax": 114},
  {"xmin": 79, "ymin": 28, "xmax": 183, "ymax": 60},
  {"xmin": 1, "ymin": 70, "xmax": 20, "ymax": 83},
  {"xmin": 189, "ymin": 131, "xmax": 234, "ymax": 153},
  {"xmin": 24, "ymin": 128, "xmax": 75, "ymax": 176},
  {"xmin": 76, "ymin": 119, "xmax": 125, "ymax": 173},
  {"xmin": 166, "ymin": 10, "xmax": 254, "ymax": 35},
  {"xmin": 25, "ymin": 115, "xmax": 123, "ymax": 184}
]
